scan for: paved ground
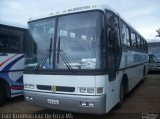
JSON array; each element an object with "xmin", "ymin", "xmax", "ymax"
[{"xmin": 0, "ymin": 73, "xmax": 160, "ymax": 119}]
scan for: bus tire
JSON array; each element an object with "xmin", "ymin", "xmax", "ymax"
[
  {"xmin": 0, "ymin": 85, "xmax": 5, "ymax": 106},
  {"xmin": 116, "ymin": 80, "xmax": 125, "ymax": 108}
]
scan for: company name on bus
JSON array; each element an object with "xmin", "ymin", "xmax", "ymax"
[{"xmin": 49, "ymin": 5, "xmax": 97, "ymax": 16}]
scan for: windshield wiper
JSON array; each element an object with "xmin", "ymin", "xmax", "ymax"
[
  {"xmin": 36, "ymin": 37, "xmax": 53, "ymax": 70},
  {"xmin": 57, "ymin": 37, "xmax": 74, "ymax": 72},
  {"xmin": 48, "ymin": 37, "xmax": 53, "ymax": 64}
]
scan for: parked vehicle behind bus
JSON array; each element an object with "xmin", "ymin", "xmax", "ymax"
[
  {"xmin": 148, "ymin": 54, "xmax": 160, "ymax": 72},
  {"xmin": 0, "ymin": 23, "xmax": 29, "ymax": 105},
  {"xmin": 24, "ymin": 4, "xmax": 148, "ymax": 114}
]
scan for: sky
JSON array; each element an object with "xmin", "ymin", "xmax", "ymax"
[{"xmin": 0, "ymin": 0, "xmax": 160, "ymax": 41}]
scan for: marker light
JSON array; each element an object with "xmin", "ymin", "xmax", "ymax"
[{"xmin": 97, "ymin": 87, "xmax": 104, "ymax": 94}]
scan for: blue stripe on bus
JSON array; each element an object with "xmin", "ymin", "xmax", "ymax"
[
  {"xmin": 0, "ymin": 55, "xmax": 24, "ymax": 84},
  {"xmin": 16, "ymin": 76, "xmax": 23, "ymax": 83},
  {"xmin": 2, "ymin": 55, "xmax": 24, "ymax": 71}
]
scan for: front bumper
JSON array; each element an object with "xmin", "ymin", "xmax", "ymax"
[{"xmin": 24, "ymin": 90, "xmax": 106, "ymax": 114}]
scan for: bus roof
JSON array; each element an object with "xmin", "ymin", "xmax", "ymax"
[
  {"xmin": 28, "ymin": 4, "xmax": 117, "ymax": 21},
  {"xmin": 0, "ymin": 20, "xmax": 27, "ymax": 29},
  {"xmin": 28, "ymin": 3, "xmax": 146, "ymax": 41}
]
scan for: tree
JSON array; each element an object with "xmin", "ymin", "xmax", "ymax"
[{"xmin": 156, "ymin": 28, "xmax": 160, "ymax": 37}]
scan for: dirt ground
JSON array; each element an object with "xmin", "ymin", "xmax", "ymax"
[{"xmin": 0, "ymin": 74, "xmax": 160, "ymax": 119}]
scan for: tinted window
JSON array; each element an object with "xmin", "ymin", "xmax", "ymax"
[
  {"xmin": 106, "ymin": 11, "xmax": 120, "ymax": 48},
  {"xmin": 8, "ymin": 35, "xmax": 21, "ymax": 51},
  {"xmin": 0, "ymin": 28, "xmax": 23, "ymax": 53},
  {"xmin": 142, "ymin": 39, "xmax": 146, "ymax": 52},
  {"xmin": 131, "ymin": 32, "xmax": 137, "ymax": 48},
  {"xmin": 145, "ymin": 41, "xmax": 148, "ymax": 52},
  {"xmin": 121, "ymin": 23, "xmax": 130, "ymax": 47},
  {"xmin": 137, "ymin": 36, "xmax": 141, "ymax": 50},
  {"xmin": 0, "ymin": 34, "xmax": 8, "ymax": 51},
  {"xmin": 141, "ymin": 38, "xmax": 144, "ymax": 51}
]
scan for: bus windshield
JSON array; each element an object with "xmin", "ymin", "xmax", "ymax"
[
  {"xmin": 26, "ymin": 11, "xmax": 105, "ymax": 70},
  {"xmin": 0, "ymin": 28, "xmax": 23, "ymax": 53},
  {"xmin": 28, "ymin": 18, "xmax": 56, "ymax": 70}
]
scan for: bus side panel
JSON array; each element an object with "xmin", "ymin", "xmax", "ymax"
[
  {"xmin": 0, "ymin": 54, "xmax": 24, "ymax": 97},
  {"xmin": 95, "ymin": 73, "xmax": 123, "ymax": 113},
  {"xmin": 9, "ymin": 54, "xmax": 24, "ymax": 97},
  {"xmin": 119, "ymin": 49, "xmax": 148, "ymax": 91}
]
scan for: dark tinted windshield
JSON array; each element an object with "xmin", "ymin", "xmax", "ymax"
[{"xmin": 0, "ymin": 28, "xmax": 23, "ymax": 53}]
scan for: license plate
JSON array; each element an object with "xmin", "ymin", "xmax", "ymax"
[{"xmin": 47, "ymin": 98, "xmax": 59, "ymax": 105}]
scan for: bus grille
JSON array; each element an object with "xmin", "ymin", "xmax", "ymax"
[{"xmin": 36, "ymin": 85, "xmax": 75, "ymax": 92}]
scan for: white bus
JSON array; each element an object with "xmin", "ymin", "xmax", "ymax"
[
  {"xmin": 24, "ymin": 4, "xmax": 148, "ymax": 114},
  {"xmin": 0, "ymin": 23, "xmax": 27, "ymax": 105}
]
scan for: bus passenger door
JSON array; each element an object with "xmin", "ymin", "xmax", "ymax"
[
  {"xmin": 105, "ymin": 10, "xmax": 120, "ymax": 81},
  {"xmin": 106, "ymin": 28, "xmax": 120, "ymax": 109},
  {"xmin": 105, "ymin": 11, "xmax": 121, "ymax": 109},
  {"xmin": 107, "ymin": 28, "xmax": 117, "ymax": 81}
]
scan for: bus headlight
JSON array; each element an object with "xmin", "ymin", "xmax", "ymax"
[
  {"xmin": 87, "ymin": 88, "xmax": 95, "ymax": 93},
  {"xmin": 79, "ymin": 87, "xmax": 104, "ymax": 94},
  {"xmin": 79, "ymin": 87, "xmax": 95, "ymax": 94},
  {"xmin": 24, "ymin": 84, "xmax": 34, "ymax": 89},
  {"xmin": 79, "ymin": 87, "xmax": 87, "ymax": 93}
]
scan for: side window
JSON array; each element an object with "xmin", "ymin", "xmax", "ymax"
[
  {"xmin": 8, "ymin": 34, "xmax": 21, "ymax": 51},
  {"xmin": 142, "ymin": 39, "xmax": 145, "ymax": 52},
  {"xmin": 0, "ymin": 28, "xmax": 8, "ymax": 52},
  {"xmin": 0, "ymin": 34, "xmax": 8, "ymax": 52},
  {"xmin": 0, "ymin": 28, "xmax": 23, "ymax": 53},
  {"xmin": 131, "ymin": 32, "xmax": 137, "ymax": 48},
  {"xmin": 106, "ymin": 10, "xmax": 120, "ymax": 49},
  {"xmin": 106, "ymin": 11, "xmax": 119, "ymax": 30},
  {"xmin": 137, "ymin": 36, "xmax": 141, "ymax": 50},
  {"xmin": 140, "ymin": 38, "xmax": 143, "ymax": 51},
  {"xmin": 121, "ymin": 22, "xmax": 130, "ymax": 47},
  {"xmin": 144, "ymin": 41, "xmax": 147, "ymax": 52},
  {"xmin": 145, "ymin": 41, "xmax": 148, "ymax": 52}
]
